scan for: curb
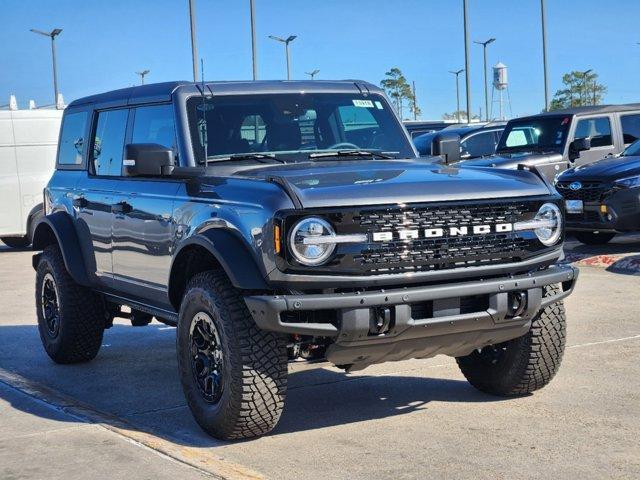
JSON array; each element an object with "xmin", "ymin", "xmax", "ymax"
[
  {"xmin": 0, "ymin": 368, "xmax": 264, "ymax": 480},
  {"xmin": 563, "ymin": 253, "xmax": 640, "ymax": 275}
]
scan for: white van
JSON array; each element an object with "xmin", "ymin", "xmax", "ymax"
[{"xmin": 0, "ymin": 107, "xmax": 62, "ymax": 248}]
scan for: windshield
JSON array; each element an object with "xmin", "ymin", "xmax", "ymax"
[
  {"xmin": 622, "ymin": 139, "xmax": 640, "ymax": 157},
  {"xmin": 496, "ymin": 116, "xmax": 571, "ymax": 154},
  {"xmin": 186, "ymin": 93, "xmax": 415, "ymax": 163}
]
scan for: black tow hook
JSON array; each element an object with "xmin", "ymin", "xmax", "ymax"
[
  {"xmin": 507, "ymin": 291, "xmax": 528, "ymax": 318},
  {"xmin": 370, "ymin": 307, "xmax": 392, "ymax": 335}
]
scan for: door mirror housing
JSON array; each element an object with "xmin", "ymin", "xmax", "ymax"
[
  {"xmin": 431, "ymin": 133, "xmax": 461, "ymax": 164},
  {"xmin": 569, "ymin": 137, "xmax": 591, "ymax": 161},
  {"xmin": 124, "ymin": 143, "xmax": 175, "ymax": 176}
]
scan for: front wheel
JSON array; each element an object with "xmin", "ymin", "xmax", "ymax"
[
  {"xmin": 176, "ymin": 271, "xmax": 288, "ymax": 440},
  {"xmin": 573, "ymin": 231, "xmax": 616, "ymax": 245},
  {"xmin": 456, "ymin": 284, "xmax": 566, "ymax": 396}
]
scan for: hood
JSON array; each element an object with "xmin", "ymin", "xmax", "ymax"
[
  {"xmin": 460, "ymin": 151, "xmax": 564, "ymax": 170},
  {"xmin": 558, "ymin": 155, "xmax": 640, "ymax": 182},
  {"xmin": 230, "ymin": 159, "xmax": 551, "ymax": 208}
]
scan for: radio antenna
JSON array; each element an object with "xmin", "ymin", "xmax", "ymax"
[{"xmin": 199, "ymin": 58, "xmax": 208, "ymax": 159}]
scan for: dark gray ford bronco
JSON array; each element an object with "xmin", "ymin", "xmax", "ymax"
[{"xmin": 32, "ymin": 80, "xmax": 577, "ymax": 440}]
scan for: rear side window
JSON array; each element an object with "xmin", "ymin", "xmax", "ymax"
[
  {"xmin": 620, "ymin": 114, "xmax": 640, "ymax": 145},
  {"xmin": 92, "ymin": 109, "xmax": 128, "ymax": 176},
  {"xmin": 57, "ymin": 111, "xmax": 88, "ymax": 166},
  {"xmin": 574, "ymin": 117, "xmax": 612, "ymax": 147},
  {"xmin": 461, "ymin": 131, "xmax": 498, "ymax": 157},
  {"xmin": 132, "ymin": 104, "xmax": 176, "ymax": 149}
]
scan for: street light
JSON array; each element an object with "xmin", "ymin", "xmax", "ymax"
[
  {"xmin": 540, "ymin": 0, "xmax": 550, "ymax": 111},
  {"xmin": 188, "ymin": 0, "xmax": 199, "ymax": 81},
  {"xmin": 269, "ymin": 35, "xmax": 297, "ymax": 80},
  {"xmin": 136, "ymin": 70, "xmax": 150, "ymax": 85},
  {"xmin": 249, "ymin": 0, "xmax": 258, "ymax": 80},
  {"xmin": 30, "ymin": 27, "xmax": 62, "ymax": 106},
  {"xmin": 305, "ymin": 69, "xmax": 319, "ymax": 80},
  {"xmin": 449, "ymin": 69, "xmax": 465, "ymax": 123},
  {"xmin": 462, "ymin": 0, "xmax": 472, "ymax": 124},
  {"xmin": 474, "ymin": 38, "xmax": 495, "ymax": 121}
]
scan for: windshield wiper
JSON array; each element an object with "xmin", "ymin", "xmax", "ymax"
[
  {"xmin": 308, "ymin": 150, "xmax": 395, "ymax": 160},
  {"xmin": 206, "ymin": 153, "xmax": 286, "ymax": 164}
]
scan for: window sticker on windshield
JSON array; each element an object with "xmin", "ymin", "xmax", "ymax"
[
  {"xmin": 374, "ymin": 101, "xmax": 384, "ymax": 110},
  {"xmin": 352, "ymin": 99, "xmax": 374, "ymax": 108}
]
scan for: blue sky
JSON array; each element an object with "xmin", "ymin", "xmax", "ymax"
[{"xmin": 1, "ymin": 0, "xmax": 639, "ymax": 118}]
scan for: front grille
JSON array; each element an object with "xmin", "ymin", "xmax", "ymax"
[
  {"xmin": 348, "ymin": 200, "xmax": 545, "ymax": 273},
  {"xmin": 556, "ymin": 181, "xmax": 612, "ymax": 202}
]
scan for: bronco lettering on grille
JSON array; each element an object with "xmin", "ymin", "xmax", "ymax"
[{"xmin": 372, "ymin": 223, "xmax": 513, "ymax": 242}]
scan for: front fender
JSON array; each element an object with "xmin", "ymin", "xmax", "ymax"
[
  {"xmin": 31, "ymin": 211, "xmax": 90, "ymax": 286},
  {"xmin": 171, "ymin": 229, "xmax": 270, "ymax": 291}
]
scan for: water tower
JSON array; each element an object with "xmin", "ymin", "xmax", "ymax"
[{"xmin": 491, "ymin": 62, "xmax": 512, "ymax": 120}]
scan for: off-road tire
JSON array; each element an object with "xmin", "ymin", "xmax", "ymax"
[
  {"xmin": 573, "ymin": 231, "xmax": 616, "ymax": 245},
  {"xmin": 176, "ymin": 271, "xmax": 288, "ymax": 440},
  {"xmin": 35, "ymin": 245, "xmax": 105, "ymax": 363},
  {"xmin": 130, "ymin": 311, "xmax": 153, "ymax": 327},
  {"xmin": 456, "ymin": 284, "xmax": 566, "ymax": 396},
  {"xmin": 1, "ymin": 236, "xmax": 30, "ymax": 249}
]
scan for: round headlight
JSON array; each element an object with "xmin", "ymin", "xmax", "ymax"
[
  {"xmin": 534, "ymin": 203, "xmax": 563, "ymax": 246},
  {"xmin": 289, "ymin": 217, "xmax": 336, "ymax": 266}
]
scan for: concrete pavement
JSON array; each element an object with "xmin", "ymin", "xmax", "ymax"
[{"xmin": 0, "ymin": 242, "xmax": 639, "ymax": 479}]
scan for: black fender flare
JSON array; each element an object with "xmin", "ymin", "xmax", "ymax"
[
  {"xmin": 31, "ymin": 211, "xmax": 91, "ymax": 286},
  {"xmin": 169, "ymin": 229, "xmax": 269, "ymax": 295}
]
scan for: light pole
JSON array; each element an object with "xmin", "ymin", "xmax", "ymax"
[
  {"xmin": 449, "ymin": 69, "xmax": 464, "ymax": 123},
  {"xmin": 580, "ymin": 69, "xmax": 592, "ymax": 105},
  {"xmin": 474, "ymin": 38, "xmax": 495, "ymax": 121},
  {"xmin": 249, "ymin": 0, "xmax": 258, "ymax": 80},
  {"xmin": 463, "ymin": 0, "xmax": 472, "ymax": 124},
  {"xmin": 540, "ymin": 0, "xmax": 550, "ymax": 111},
  {"xmin": 136, "ymin": 70, "xmax": 150, "ymax": 85},
  {"xmin": 188, "ymin": 0, "xmax": 199, "ymax": 81},
  {"xmin": 269, "ymin": 35, "xmax": 297, "ymax": 80},
  {"xmin": 305, "ymin": 69, "xmax": 319, "ymax": 80},
  {"xmin": 30, "ymin": 28, "xmax": 62, "ymax": 106}
]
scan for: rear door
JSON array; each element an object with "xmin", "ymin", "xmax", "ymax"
[
  {"xmin": 76, "ymin": 108, "xmax": 129, "ymax": 288},
  {"xmin": 110, "ymin": 104, "xmax": 178, "ymax": 307}
]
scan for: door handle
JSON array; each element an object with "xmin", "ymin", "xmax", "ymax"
[
  {"xmin": 72, "ymin": 196, "xmax": 87, "ymax": 208},
  {"xmin": 112, "ymin": 201, "xmax": 132, "ymax": 214}
]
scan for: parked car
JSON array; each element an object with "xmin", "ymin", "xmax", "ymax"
[
  {"xmin": 462, "ymin": 104, "xmax": 640, "ymax": 181},
  {"xmin": 0, "ymin": 107, "xmax": 62, "ymax": 248},
  {"xmin": 403, "ymin": 120, "xmax": 457, "ymax": 138},
  {"xmin": 555, "ymin": 139, "xmax": 640, "ymax": 244},
  {"xmin": 413, "ymin": 122, "xmax": 506, "ymax": 159},
  {"xmin": 32, "ymin": 80, "xmax": 576, "ymax": 441}
]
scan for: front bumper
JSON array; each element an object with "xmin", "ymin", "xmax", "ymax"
[
  {"xmin": 245, "ymin": 264, "xmax": 578, "ymax": 370},
  {"xmin": 565, "ymin": 188, "xmax": 640, "ymax": 232}
]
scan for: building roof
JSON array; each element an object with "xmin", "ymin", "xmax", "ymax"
[{"xmin": 66, "ymin": 80, "xmax": 383, "ymax": 108}]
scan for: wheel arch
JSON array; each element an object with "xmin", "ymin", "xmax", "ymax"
[
  {"xmin": 31, "ymin": 211, "xmax": 91, "ymax": 286},
  {"xmin": 168, "ymin": 230, "xmax": 270, "ymax": 310}
]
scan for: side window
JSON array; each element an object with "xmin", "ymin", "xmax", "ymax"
[
  {"xmin": 461, "ymin": 131, "xmax": 498, "ymax": 157},
  {"xmin": 620, "ymin": 114, "xmax": 640, "ymax": 145},
  {"xmin": 131, "ymin": 104, "xmax": 176, "ymax": 149},
  {"xmin": 57, "ymin": 111, "xmax": 88, "ymax": 165},
  {"xmin": 92, "ymin": 109, "xmax": 128, "ymax": 176},
  {"xmin": 574, "ymin": 117, "xmax": 612, "ymax": 147}
]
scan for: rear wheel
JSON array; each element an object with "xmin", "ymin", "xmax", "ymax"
[
  {"xmin": 573, "ymin": 231, "xmax": 616, "ymax": 245},
  {"xmin": 456, "ymin": 284, "xmax": 566, "ymax": 396},
  {"xmin": 35, "ymin": 245, "xmax": 106, "ymax": 363},
  {"xmin": 1, "ymin": 236, "xmax": 30, "ymax": 249},
  {"xmin": 176, "ymin": 271, "xmax": 288, "ymax": 440}
]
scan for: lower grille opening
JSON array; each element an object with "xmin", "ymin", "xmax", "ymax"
[
  {"xmin": 281, "ymin": 310, "xmax": 338, "ymax": 325},
  {"xmin": 410, "ymin": 294, "xmax": 489, "ymax": 320}
]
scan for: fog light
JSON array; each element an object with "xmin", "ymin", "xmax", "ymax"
[{"xmin": 507, "ymin": 291, "xmax": 527, "ymax": 318}]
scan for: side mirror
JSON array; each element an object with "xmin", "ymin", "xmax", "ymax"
[
  {"xmin": 431, "ymin": 133, "xmax": 461, "ymax": 164},
  {"xmin": 569, "ymin": 137, "xmax": 591, "ymax": 161},
  {"xmin": 123, "ymin": 143, "xmax": 175, "ymax": 176}
]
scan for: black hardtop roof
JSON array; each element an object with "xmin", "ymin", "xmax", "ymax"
[
  {"xmin": 511, "ymin": 103, "xmax": 640, "ymax": 122},
  {"xmin": 66, "ymin": 80, "xmax": 383, "ymax": 109}
]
